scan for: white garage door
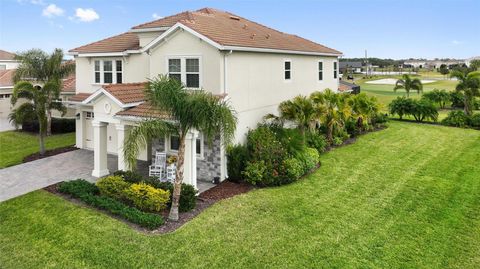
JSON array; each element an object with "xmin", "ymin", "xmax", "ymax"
[{"xmin": 84, "ymin": 111, "xmax": 94, "ymax": 149}]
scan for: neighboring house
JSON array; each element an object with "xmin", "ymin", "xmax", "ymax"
[
  {"xmin": 0, "ymin": 49, "xmax": 19, "ymax": 70},
  {"xmin": 338, "ymin": 80, "xmax": 360, "ymax": 94},
  {"xmin": 67, "ymin": 8, "xmax": 342, "ymax": 188},
  {"xmin": 339, "ymin": 61, "xmax": 363, "ymax": 74}
]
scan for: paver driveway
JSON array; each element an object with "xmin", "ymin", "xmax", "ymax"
[{"xmin": 0, "ymin": 149, "xmax": 118, "ymax": 202}]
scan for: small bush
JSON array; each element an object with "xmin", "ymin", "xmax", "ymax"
[
  {"xmin": 333, "ymin": 137, "xmax": 343, "ymax": 146},
  {"xmin": 96, "ymin": 176, "xmax": 130, "ymax": 200},
  {"xmin": 113, "ymin": 170, "xmax": 144, "ymax": 184},
  {"xmin": 123, "ymin": 183, "xmax": 170, "ymax": 212},
  {"xmin": 226, "ymin": 144, "xmax": 248, "ymax": 182},
  {"xmin": 273, "ymin": 127, "xmax": 305, "ymax": 156},
  {"xmin": 22, "ymin": 118, "xmax": 75, "ymax": 134},
  {"xmin": 282, "ymin": 158, "xmax": 304, "ymax": 180},
  {"xmin": 243, "ymin": 161, "xmax": 267, "ymax": 186},
  {"xmin": 372, "ymin": 113, "xmax": 389, "ymax": 125},
  {"xmin": 470, "ymin": 113, "xmax": 480, "ymax": 128},
  {"xmin": 58, "ymin": 179, "xmax": 98, "ymax": 196},
  {"xmin": 305, "ymin": 131, "xmax": 327, "ymax": 155},
  {"xmin": 389, "ymin": 97, "xmax": 415, "ymax": 120},
  {"xmin": 450, "ymin": 91, "xmax": 464, "ymax": 108},
  {"xmin": 149, "ymin": 182, "xmax": 197, "ymax": 212},
  {"xmin": 442, "ymin": 111, "xmax": 470, "ymax": 127},
  {"xmin": 298, "ymin": 147, "xmax": 319, "ymax": 173}
]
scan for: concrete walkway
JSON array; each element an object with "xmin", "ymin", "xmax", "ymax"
[{"xmin": 0, "ymin": 150, "xmax": 118, "ymax": 202}]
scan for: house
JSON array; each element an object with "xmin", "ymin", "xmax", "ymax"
[
  {"xmin": 338, "ymin": 80, "xmax": 360, "ymax": 94},
  {"xmin": 0, "ymin": 49, "xmax": 19, "ymax": 70},
  {"xmin": 339, "ymin": 61, "xmax": 363, "ymax": 74},
  {"xmin": 67, "ymin": 8, "xmax": 342, "ymax": 188}
]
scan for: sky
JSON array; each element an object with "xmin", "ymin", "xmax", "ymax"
[{"xmin": 1, "ymin": 0, "xmax": 479, "ymax": 60}]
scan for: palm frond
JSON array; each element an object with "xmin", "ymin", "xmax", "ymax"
[{"xmin": 8, "ymin": 102, "xmax": 36, "ymax": 128}]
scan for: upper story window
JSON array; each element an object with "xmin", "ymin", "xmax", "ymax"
[
  {"xmin": 167, "ymin": 57, "xmax": 201, "ymax": 88},
  {"xmin": 284, "ymin": 60, "xmax": 291, "ymax": 80},
  {"xmin": 93, "ymin": 60, "xmax": 122, "ymax": 84},
  {"xmin": 333, "ymin": 61, "xmax": 338, "ymax": 79},
  {"xmin": 318, "ymin": 61, "xmax": 324, "ymax": 81}
]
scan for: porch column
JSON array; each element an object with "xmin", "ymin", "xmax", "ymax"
[
  {"xmin": 116, "ymin": 124, "xmax": 130, "ymax": 171},
  {"xmin": 75, "ymin": 110, "xmax": 85, "ymax": 148},
  {"xmin": 91, "ymin": 121, "xmax": 109, "ymax": 177},
  {"xmin": 183, "ymin": 130, "xmax": 198, "ymax": 189}
]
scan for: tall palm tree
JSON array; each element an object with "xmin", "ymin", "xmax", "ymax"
[
  {"xmin": 450, "ymin": 70, "xmax": 480, "ymax": 115},
  {"xmin": 394, "ymin": 74, "xmax": 423, "ymax": 97},
  {"xmin": 265, "ymin": 95, "xmax": 321, "ymax": 135},
  {"xmin": 124, "ymin": 75, "xmax": 237, "ymax": 221},
  {"xmin": 14, "ymin": 48, "xmax": 74, "ymax": 135},
  {"xmin": 9, "ymin": 81, "xmax": 62, "ymax": 154},
  {"xmin": 310, "ymin": 89, "xmax": 351, "ymax": 143}
]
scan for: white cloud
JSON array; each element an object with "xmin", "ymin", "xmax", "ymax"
[
  {"xmin": 17, "ymin": 0, "xmax": 45, "ymax": 5},
  {"xmin": 42, "ymin": 4, "xmax": 64, "ymax": 17},
  {"xmin": 451, "ymin": 40, "xmax": 464, "ymax": 45},
  {"xmin": 152, "ymin": 13, "xmax": 163, "ymax": 19},
  {"xmin": 74, "ymin": 8, "xmax": 100, "ymax": 22}
]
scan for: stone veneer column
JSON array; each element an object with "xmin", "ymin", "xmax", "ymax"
[
  {"xmin": 91, "ymin": 121, "xmax": 109, "ymax": 177},
  {"xmin": 183, "ymin": 130, "xmax": 198, "ymax": 189}
]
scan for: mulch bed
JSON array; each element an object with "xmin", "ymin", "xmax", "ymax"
[
  {"xmin": 23, "ymin": 146, "xmax": 77, "ymax": 163},
  {"xmin": 43, "ymin": 180, "xmax": 254, "ymax": 234}
]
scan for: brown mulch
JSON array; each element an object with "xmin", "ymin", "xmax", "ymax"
[
  {"xmin": 23, "ymin": 146, "xmax": 77, "ymax": 163},
  {"xmin": 43, "ymin": 180, "xmax": 254, "ymax": 234}
]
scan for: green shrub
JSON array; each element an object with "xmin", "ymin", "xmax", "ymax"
[
  {"xmin": 411, "ymin": 99, "xmax": 438, "ymax": 122},
  {"xmin": 123, "ymin": 183, "xmax": 170, "ymax": 212},
  {"xmin": 450, "ymin": 91, "xmax": 464, "ymax": 108},
  {"xmin": 470, "ymin": 113, "xmax": 480, "ymax": 128},
  {"xmin": 273, "ymin": 127, "xmax": 305, "ymax": 156},
  {"xmin": 96, "ymin": 176, "xmax": 130, "ymax": 200},
  {"xmin": 298, "ymin": 147, "xmax": 319, "ymax": 173},
  {"xmin": 305, "ymin": 131, "xmax": 327, "ymax": 155},
  {"xmin": 58, "ymin": 179, "xmax": 98, "ymax": 196},
  {"xmin": 372, "ymin": 113, "xmax": 389, "ymax": 125},
  {"xmin": 442, "ymin": 110, "xmax": 470, "ymax": 127},
  {"xmin": 243, "ymin": 161, "xmax": 267, "ymax": 186},
  {"xmin": 333, "ymin": 137, "xmax": 343, "ymax": 146},
  {"xmin": 79, "ymin": 193, "xmax": 164, "ymax": 229},
  {"xmin": 282, "ymin": 158, "xmax": 304, "ymax": 180},
  {"xmin": 226, "ymin": 144, "xmax": 248, "ymax": 182},
  {"xmin": 389, "ymin": 97, "xmax": 415, "ymax": 120},
  {"xmin": 22, "ymin": 118, "xmax": 75, "ymax": 134},
  {"xmin": 150, "ymin": 182, "xmax": 197, "ymax": 212},
  {"xmin": 422, "ymin": 89, "xmax": 450, "ymax": 108},
  {"xmin": 345, "ymin": 118, "xmax": 360, "ymax": 137},
  {"xmin": 113, "ymin": 170, "xmax": 144, "ymax": 184}
]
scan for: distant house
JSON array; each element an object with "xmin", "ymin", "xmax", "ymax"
[
  {"xmin": 339, "ymin": 80, "xmax": 360, "ymax": 94},
  {"xmin": 339, "ymin": 61, "xmax": 363, "ymax": 74},
  {"xmin": 0, "ymin": 49, "xmax": 19, "ymax": 70}
]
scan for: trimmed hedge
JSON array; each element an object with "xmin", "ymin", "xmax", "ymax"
[
  {"xmin": 58, "ymin": 180, "xmax": 164, "ymax": 229},
  {"xmin": 22, "ymin": 118, "xmax": 75, "ymax": 134},
  {"xmin": 123, "ymin": 183, "xmax": 170, "ymax": 212}
]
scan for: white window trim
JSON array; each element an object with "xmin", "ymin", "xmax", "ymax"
[
  {"xmin": 165, "ymin": 55, "xmax": 203, "ymax": 89},
  {"xmin": 318, "ymin": 60, "xmax": 324, "ymax": 82},
  {"xmin": 85, "ymin": 111, "xmax": 95, "ymax": 120},
  {"xmin": 284, "ymin": 59, "xmax": 292, "ymax": 82},
  {"xmin": 92, "ymin": 59, "xmax": 123, "ymax": 85},
  {"xmin": 166, "ymin": 134, "xmax": 204, "ymax": 159}
]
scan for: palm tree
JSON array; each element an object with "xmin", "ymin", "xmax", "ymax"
[
  {"xmin": 348, "ymin": 93, "xmax": 380, "ymax": 130},
  {"xmin": 394, "ymin": 74, "xmax": 423, "ymax": 97},
  {"xmin": 265, "ymin": 95, "xmax": 320, "ymax": 135},
  {"xmin": 450, "ymin": 70, "xmax": 480, "ymax": 115},
  {"xmin": 124, "ymin": 75, "xmax": 237, "ymax": 221},
  {"xmin": 310, "ymin": 89, "xmax": 351, "ymax": 143},
  {"xmin": 9, "ymin": 80, "xmax": 62, "ymax": 154},
  {"xmin": 14, "ymin": 48, "xmax": 74, "ymax": 135}
]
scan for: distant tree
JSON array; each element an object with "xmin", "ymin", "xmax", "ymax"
[
  {"xmin": 470, "ymin": 60, "xmax": 480, "ymax": 70},
  {"xmin": 438, "ymin": 64, "xmax": 449, "ymax": 78},
  {"xmin": 421, "ymin": 89, "xmax": 450, "ymax": 109},
  {"xmin": 450, "ymin": 70, "xmax": 480, "ymax": 115},
  {"xmin": 394, "ymin": 74, "xmax": 423, "ymax": 97}
]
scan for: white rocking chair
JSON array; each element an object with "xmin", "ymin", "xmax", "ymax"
[{"xmin": 149, "ymin": 151, "xmax": 166, "ymax": 179}]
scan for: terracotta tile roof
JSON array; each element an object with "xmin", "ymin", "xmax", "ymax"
[
  {"xmin": 69, "ymin": 92, "xmax": 91, "ymax": 102},
  {"xmin": 115, "ymin": 102, "xmax": 171, "ymax": 119},
  {"xmin": 0, "ymin": 49, "xmax": 16, "ymax": 60},
  {"xmin": 69, "ymin": 32, "xmax": 140, "ymax": 53},
  {"xmin": 61, "ymin": 75, "xmax": 76, "ymax": 93},
  {"xmin": 103, "ymin": 82, "xmax": 147, "ymax": 104},
  {"xmin": 0, "ymin": 69, "xmax": 14, "ymax": 87},
  {"xmin": 338, "ymin": 80, "xmax": 360, "ymax": 93},
  {"xmin": 72, "ymin": 8, "xmax": 341, "ymax": 55}
]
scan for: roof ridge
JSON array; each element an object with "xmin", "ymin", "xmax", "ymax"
[
  {"xmin": 69, "ymin": 32, "xmax": 136, "ymax": 53},
  {"xmin": 131, "ymin": 11, "xmax": 192, "ymax": 29}
]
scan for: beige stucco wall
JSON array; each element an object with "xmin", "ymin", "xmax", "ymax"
[
  {"xmin": 226, "ymin": 51, "xmax": 339, "ymax": 142},
  {"xmin": 138, "ymin": 31, "xmax": 162, "ymax": 48}
]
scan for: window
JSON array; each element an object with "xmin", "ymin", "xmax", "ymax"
[
  {"xmin": 334, "ymin": 61, "xmax": 338, "ymax": 79},
  {"xmin": 85, "ymin": 111, "xmax": 94, "ymax": 119},
  {"xmin": 168, "ymin": 134, "xmax": 203, "ymax": 156},
  {"xmin": 318, "ymin": 61, "xmax": 323, "ymax": 81},
  {"xmin": 284, "ymin": 60, "xmax": 291, "ymax": 80},
  {"xmin": 167, "ymin": 57, "xmax": 201, "ymax": 88},
  {"xmin": 0, "ymin": 94, "xmax": 11, "ymax": 99},
  {"xmin": 93, "ymin": 60, "xmax": 122, "ymax": 84},
  {"xmin": 0, "ymin": 64, "xmax": 6, "ymax": 70},
  {"xmin": 116, "ymin": 60, "xmax": 122, "ymax": 84}
]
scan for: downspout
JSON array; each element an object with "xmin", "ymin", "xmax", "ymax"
[
  {"xmin": 223, "ymin": 50, "xmax": 233, "ymax": 95},
  {"xmin": 221, "ymin": 50, "xmax": 233, "ymax": 181}
]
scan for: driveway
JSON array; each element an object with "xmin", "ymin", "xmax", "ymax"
[{"xmin": 0, "ymin": 150, "xmax": 119, "ymax": 202}]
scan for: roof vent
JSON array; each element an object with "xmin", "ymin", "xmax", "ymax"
[
  {"xmin": 250, "ymin": 33, "xmax": 256, "ymax": 39},
  {"xmin": 242, "ymin": 24, "xmax": 248, "ymax": 29},
  {"xmin": 265, "ymin": 34, "xmax": 271, "ymax": 39},
  {"xmin": 229, "ymin": 15, "xmax": 240, "ymax": 21}
]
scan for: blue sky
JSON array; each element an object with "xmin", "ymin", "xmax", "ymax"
[{"xmin": 1, "ymin": 0, "xmax": 478, "ymax": 59}]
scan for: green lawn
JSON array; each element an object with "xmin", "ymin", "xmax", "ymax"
[
  {"xmin": 1, "ymin": 121, "xmax": 480, "ymax": 268},
  {"xmin": 0, "ymin": 131, "xmax": 75, "ymax": 168}
]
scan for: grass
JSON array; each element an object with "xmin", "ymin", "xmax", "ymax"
[
  {"xmin": 1, "ymin": 121, "xmax": 480, "ymax": 268},
  {"xmin": 0, "ymin": 131, "xmax": 75, "ymax": 168}
]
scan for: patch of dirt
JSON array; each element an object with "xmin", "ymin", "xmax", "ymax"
[
  {"xmin": 23, "ymin": 146, "xmax": 77, "ymax": 163},
  {"xmin": 43, "ymin": 180, "xmax": 254, "ymax": 235}
]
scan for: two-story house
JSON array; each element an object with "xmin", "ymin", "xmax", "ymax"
[{"xmin": 68, "ymin": 8, "xmax": 342, "ymax": 189}]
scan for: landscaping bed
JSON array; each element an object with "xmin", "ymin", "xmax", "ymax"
[{"xmin": 23, "ymin": 146, "xmax": 77, "ymax": 163}]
